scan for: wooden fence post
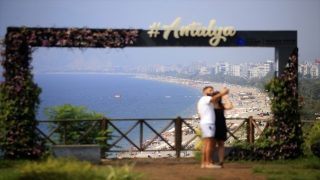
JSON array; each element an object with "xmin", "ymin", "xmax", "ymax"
[
  {"xmin": 63, "ymin": 122, "xmax": 67, "ymax": 145},
  {"xmin": 140, "ymin": 120, "xmax": 144, "ymax": 150},
  {"xmin": 246, "ymin": 116, "xmax": 255, "ymax": 144},
  {"xmin": 100, "ymin": 117, "xmax": 107, "ymax": 159},
  {"xmin": 175, "ymin": 116, "xmax": 182, "ymax": 158}
]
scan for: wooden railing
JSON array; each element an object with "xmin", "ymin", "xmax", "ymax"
[{"xmin": 36, "ymin": 117, "xmax": 316, "ymax": 158}]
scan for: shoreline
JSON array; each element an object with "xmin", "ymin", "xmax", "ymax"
[
  {"xmin": 134, "ymin": 74, "xmax": 203, "ymax": 92},
  {"xmin": 111, "ymin": 74, "xmax": 271, "ymax": 159},
  {"xmin": 33, "ymin": 73, "xmax": 271, "ymax": 158},
  {"xmin": 33, "ymin": 72, "xmax": 139, "ymax": 75}
]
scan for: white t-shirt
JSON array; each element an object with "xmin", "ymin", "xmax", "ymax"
[{"xmin": 197, "ymin": 96, "xmax": 215, "ymax": 124}]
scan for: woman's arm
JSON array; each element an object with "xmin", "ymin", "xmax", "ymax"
[{"xmin": 223, "ymin": 95, "xmax": 233, "ymax": 110}]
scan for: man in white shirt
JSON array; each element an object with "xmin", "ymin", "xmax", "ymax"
[{"xmin": 197, "ymin": 86, "xmax": 229, "ymax": 168}]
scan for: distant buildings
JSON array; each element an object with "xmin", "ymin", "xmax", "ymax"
[
  {"xmin": 101, "ymin": 59, "xmax": 319, "ymax": 79},
  {"xmin": 199, "ymin": 67, "xmax": 212, "ymax": 75},
  {"xmin": 214, "ymin": 60, "xmax": 274, "ymax": 79},
  {"xmin": 299, "ymin": 61, "xmax": 320, "ymax": 78},
  {"xmin": 215, "ymin": 61, "xmax": 230, "ymax": 75}
]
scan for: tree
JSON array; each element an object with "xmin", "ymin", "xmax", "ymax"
[
  {"xmin": 43, "ymin": 104, "xmax": 109, "ymax": 145},
  {"xmin": 299, "ymin": 78, "xmax": 320, "ymax": 120}
]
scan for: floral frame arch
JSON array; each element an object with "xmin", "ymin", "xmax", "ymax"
[
  {"xmin": 0, "ymin": 27, "xmax": 300, "ymax": 159},
  {"xmin": 0, "ymin": 27, "xmax": 139, "ymax": 159}
]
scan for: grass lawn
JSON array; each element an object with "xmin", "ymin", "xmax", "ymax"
[
  {"xmin": 251, "ymin": 157, "xmax": 320, "ymax": 180},
  {"xmin": 0, "ymin": 156, "xmax": 319, "ymax": 180},
  {"xmin": 0, "ymin": 159, "xmax": 28, "ymax": 180},
  {"xmin": 0, "ymin": 157, "xmax": 146, "ymax": 180}
]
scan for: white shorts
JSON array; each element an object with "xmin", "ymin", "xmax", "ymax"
[{"xmin": 200, "ymin": 124, "xmax": 215, "ymax": 138}]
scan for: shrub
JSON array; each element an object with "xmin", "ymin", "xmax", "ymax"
[
  {"xmin": 17, "ymin": 157, "xmax": 146, "ymax": 180},
  {"xmin": 194, "ymin": 127, "xmax": 203, "ymax": 150},
  {"xmin": 106, "ymin": 163, "xmax": 147, "ymax": 180},
  {"xmin": 18, "ymin": 157, "xmax": 104, "ymax": 180},
  {"xmin": 43, "ymin": 104, "xmax": 106, "ymax": 144},
  {"xmin": 304, "ymin": 120, "xmax": 320, "ymax": 157}
]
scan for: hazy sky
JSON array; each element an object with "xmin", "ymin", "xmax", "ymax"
[{"xmin": 0, "ymin": 0, "xmax": 319, "ymax": 70}]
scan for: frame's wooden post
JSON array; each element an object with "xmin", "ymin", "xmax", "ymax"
[
  {"xmin": 246, "ymin": 116, "xmax": 254, "ymax": 143},
  {"xmin": 100, "ymin": 117, "xmax": 107, "ymax": 159},
  {"xmin": 63, "ymin": 122, "xmax": 67, "ymax": 145},
  {"xmin": 175, "ymin": 116, "xmax": 182, "ymax": 158},
  {"xmin": 246, "ymin": 118, "xmax": 250, "ymax": 143},
  {"xmin": 140, "ymin": 119, "xmax": 144, "ymax": 150}
]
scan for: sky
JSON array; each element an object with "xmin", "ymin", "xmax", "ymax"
[{"xmin": 0, "ymin": 0, "xmax": 319, "ymax": 71}]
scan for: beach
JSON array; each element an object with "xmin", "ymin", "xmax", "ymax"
[{"xmin": 114, "ymin": 74, "xmax": 271, "ymax": 159}]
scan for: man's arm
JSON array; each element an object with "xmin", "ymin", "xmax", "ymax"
[
  {"xmin": 196, "ymin": 101, "xmax": 201, "ymax": 118},
  {"xmin": 210, "ymin": 88, "xmax": 229, "ymax": 102}
]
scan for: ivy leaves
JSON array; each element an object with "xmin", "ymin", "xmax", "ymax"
[
  {"xmin": 0, "ymin": 30, "xmax": 46, "ymax": 159},
  {"xmin": 233, "ymin": 49, "xmax": 303, "ymax": 160},
  {"xmin": 0, "ymin": 27, "xmax": 139, "ymax": 159}
]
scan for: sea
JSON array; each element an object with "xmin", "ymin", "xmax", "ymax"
[{"xmin": 34, "ymin": 74, "xmax": 201, "ymax": 150}]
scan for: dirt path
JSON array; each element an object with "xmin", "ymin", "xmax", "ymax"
[
  {"xmin": 133, "ymin": 163, "xmax": 265, "ymax": 180},
  {"xmin": 102, "ymin": 158, "xmax": 266, "ymax": 180}
]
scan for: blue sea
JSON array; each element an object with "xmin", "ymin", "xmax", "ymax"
[{"xmin": 34, "ymin": 74, "xmax": 200, "ymax": 150}]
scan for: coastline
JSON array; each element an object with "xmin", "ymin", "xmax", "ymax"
[
  {"xmin": 113, "ymin": 74, "xmax": 272, "ymax": 159},
  {"xmin": 133, "ymin": 74, "xmax": 271, "ymax": 119},
  {"xmin": 134, "ymin": 74, "xmax": 203, "ymax": 92},
  {"xmin": 33, "ymin": 72, "xmax": 139, "ymax": 76},
  {"xmin": 33, "ymin": 73, "xmax": 271, "ymax": 158},
  {"xmin": 134, "ymin": 74, "xmax": 260, "ymax": 93}
]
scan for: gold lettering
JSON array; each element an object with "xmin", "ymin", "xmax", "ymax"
[
  {"xmin": 163, "ymin": 17, "xmax": 181, "ymax": 40},
  {"xmin": 228, "ymin": 27, "xmax": 236, "ymax": 36},
  {"xmin": 195, "ymin": 27, "xmax": 207, "ymax": 37},
  {"xmin": 209, "ymin": 27, "xmax": 226, "ymax": 46},
  {"xmin": 223, "ymin": 26, "xmax": 236, "ymax": 36},
  {"xmin": 179, "ymin": 26, "xmax": 190, "ymax": 36},
  {"xmin": 152, "ymin": 18, "xmax": 236, "ymax": 46},
  {"xmin": 189, "ymin": 22, "xmax": 201, "ymax": 37},
  {"xmin": 206, "ymin": 20, "xmax": 217, "ymax": 36}
]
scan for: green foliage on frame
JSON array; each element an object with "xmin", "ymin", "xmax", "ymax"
[
  {"xmin": 0, "ymin": 27, "xmax": 138, "ymax": 159},
  {"xmin": 232, "ymin": 48, "xmax": 304, "ymax": 160}
]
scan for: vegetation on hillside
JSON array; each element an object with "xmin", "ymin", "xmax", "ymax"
[
  {"xmin": 299, "ymin": 78, "xmax": 320, "ymax": 120},
  {"xmin": 43, "ymin": 104, "xmax": 112, "ymax": 146}
]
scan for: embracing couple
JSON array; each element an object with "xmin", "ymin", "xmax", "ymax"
[{"xmin": 197, "ymin": 86, "xmax": 233, "ymax": 169}]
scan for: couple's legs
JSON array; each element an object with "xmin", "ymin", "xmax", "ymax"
[
  {"xmin": 201, "ymin": 138, "xmax": 215, "ymax": 167},
  {"xmin": 212, "ymin": 139, "xmax": 225, "ymax": 165},
  {"xmin": 201, "ymin": 138, "xmax": 209, "ymax": 166}
]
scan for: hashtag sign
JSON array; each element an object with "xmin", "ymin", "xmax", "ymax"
[{"xmin": 147, "ymin": 22, "xmax": 161, "ymax": 38}]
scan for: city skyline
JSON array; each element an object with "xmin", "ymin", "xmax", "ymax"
[
  {"xmin": 97, "ymin": 59, "xmax": 276, "ymax": 79},
  {"xmin": 29, "ymin": 47, "xmax": 276, "ymax": 72},
  {"xmin": 33, "ymin": 55, "xmax": 320, "ymax": 79}
]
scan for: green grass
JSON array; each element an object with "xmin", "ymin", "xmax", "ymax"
[
  {"xmin": 196, "ymin": 153, "xmax": 320, "ymax": 180},
  {"xmin": 194, "ymin": 151, "xmax": 202, "ymax": 162},
  {"xmin": 0, "ymin": 157, "xmax": 146, "ymax": 180},
  {"xmin": 0, "ymin": 159, "xmax": 31, "ymax": 180},
  {"xmin": 252, "ymin": 156, "xmax": 320, "ymax": 180}
]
